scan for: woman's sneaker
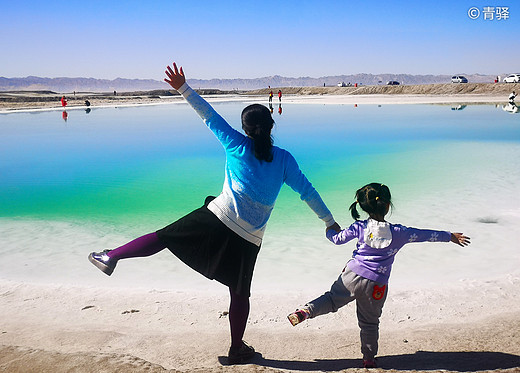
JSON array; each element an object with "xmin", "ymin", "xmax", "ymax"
[
  {"xmin": 88, "ymin": 250, "xmax": 117, "ymax": 276},
  {"xmin": 227, "ymin": 341, "xmax": 256, "ymax": 365},
  {"xmin": 287, "ymin": 308, "xmax": 311, "ymax": 326}
]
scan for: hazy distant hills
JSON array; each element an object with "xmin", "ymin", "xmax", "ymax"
[
  {"xmin": 0, "ymin": 76, "xmax": 166, "ymax": 93},
  {"xmin": 0, "ymin": 73, "xmax": 499, "ymax": 92},
  {"xmin": 189, "ymin": 73, "xmax": 497, "ymax": 90}
]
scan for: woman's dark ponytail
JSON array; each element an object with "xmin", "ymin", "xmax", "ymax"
[{"xmin": 241, "ymin": 104, "xmax": 274, "ymax": 162}]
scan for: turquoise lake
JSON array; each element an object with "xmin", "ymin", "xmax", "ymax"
[{"xmin": 1, "ymin": 101, "xmax": 519, "ymax": 292}]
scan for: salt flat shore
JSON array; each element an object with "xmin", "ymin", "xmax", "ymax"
[
  {"xmin": 0, "ymin": 274, "xmax": 519, "ymax": 373},
  {"xmin": 0, "ymin": 82, "xmax": 518, "ymax": 113}
]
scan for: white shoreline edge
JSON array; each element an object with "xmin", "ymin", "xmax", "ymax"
[{"xmin": 0, "ymin": 93, "xmax": 509, "ymax": 114}]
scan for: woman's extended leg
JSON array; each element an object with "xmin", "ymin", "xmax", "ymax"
[
  {"xmin": 108, "ymin": 232, "xmax": 166, "ymax": 260},
  {"xmin": 88, "ymin": 232, "xmax": 166, "ymax": 276}
]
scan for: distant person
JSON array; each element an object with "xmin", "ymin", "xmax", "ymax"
[
  {"xmin": 85, "ymin": 100, "xmax": 91, "ymax": 107},
  {"xmin": 114, "ymin": 90, "xmax": 117, "ymax": 96},
  {"xmin": 268, "ymin": 90, "xmax": 273, "ymax": 103},
  {"xmin": 278, "ymin": 89, "xmax": 282, "ymax": 102},
  {"xmin": 60, "ymin": 96, "xmax": 67, "ymax": 107},
  {"xmin": 287, "ymin": 183, "xmax": 469, "ymax": 369},
  {"xmin": 509, "ymin": 91, "xmax": 516, "ymax": 103},
  {"xmin": 88, "ymin": 61, "xmax": 339, "ymax": 365}
]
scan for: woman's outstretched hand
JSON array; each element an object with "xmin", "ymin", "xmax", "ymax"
[
  {"xmin": 164, "ymin": 62, "xmax": 186, "ymax": 90},
  {"xmin": 451, "ymin": 232, "xmax": 470, "ymax": 247},
  {"xmin": 326, "ymin": 222, "xmax": 341, "ymax": 234}
]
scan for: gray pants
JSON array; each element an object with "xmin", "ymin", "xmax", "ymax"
[{"xmin": 306, "ymin": 267, "xmax": 388, "ymax": 360}]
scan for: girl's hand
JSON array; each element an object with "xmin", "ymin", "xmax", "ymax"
[
  {"xmin": 164, "ymin": 62, "xmax": 186, "ymax": 90},
  {"xmin": 451, "ymin": 232, "xmax": 470, "ymax": 247}
]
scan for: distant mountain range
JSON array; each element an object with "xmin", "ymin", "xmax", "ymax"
[{"xmin": 0, "ymin": 73, "xmax": 500, "ymax": 92}]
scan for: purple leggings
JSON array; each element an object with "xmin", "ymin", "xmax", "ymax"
[
  {"xmin": 107, "ymin": 232, "xmax": 249, "ymax": 348},
  {"xmin": 107, "ymin": 232, "xmax": 166, "ymax": 260}
]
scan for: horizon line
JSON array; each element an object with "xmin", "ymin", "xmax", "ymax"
[{"xmin": 0, "ymin": 72, "xmax": 505, "ymax": 81}]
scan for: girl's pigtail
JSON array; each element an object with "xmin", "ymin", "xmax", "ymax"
[
  {"xmin": 349, "ymin": 201, "xmax": 360, "ymax": 220},
  {"xmin": 350, "ymin": 182, "xmax": 392, "ymax": 220}
]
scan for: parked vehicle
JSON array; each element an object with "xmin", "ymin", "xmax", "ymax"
[
  {"xmin": 451, "ymin": 75, "xmax": 468, "ymax": 83},
  {"xmin": 386, "ymin": 81, "xmax": 400, "ymax": 85},
  {"xmin": 503, "ymin": 74, "xmax": 520, "ymax": 83},
  {"xmin": 451, "ymin": 104, "xmax": 467, "ymax": 111}
]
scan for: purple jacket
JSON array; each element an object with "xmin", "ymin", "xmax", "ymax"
[{"xmin": 326, "ymin": 218, "xmax": 451, "ymax": 284}]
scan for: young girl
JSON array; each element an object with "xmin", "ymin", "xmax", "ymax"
[
  {"xmin": 287, "ymin": 183, "xmax": 470, "ymax": 369},
  {"xmin": 88, "ymin": 62, "xmax": 340, "ymax": 364}
]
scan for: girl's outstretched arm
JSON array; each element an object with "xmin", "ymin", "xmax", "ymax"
[
  {"xmin": 451, "ymin": 232, "xmax": 470, "ymax": 247},
  {"xmin": 164, "ymin": 62, "xmax": 186, "ymax": 90}
]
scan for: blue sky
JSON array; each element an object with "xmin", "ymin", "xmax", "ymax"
[{"xmin": 1, "ymin": 0, "xmax": 518, "ymax": 80}]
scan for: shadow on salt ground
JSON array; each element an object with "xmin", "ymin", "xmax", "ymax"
[{"xmin": 219, "ymin": 350, "xmax": 520, "ymax": 371}]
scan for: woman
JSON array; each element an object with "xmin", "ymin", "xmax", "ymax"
[{"xmin": 89, "ymin": 62, "xmax": 339, "ymax": 364}]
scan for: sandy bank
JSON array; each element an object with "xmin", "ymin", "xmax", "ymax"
[
  {"xmin": 1, "ymin": 83, "xmax": 518, "ymax": 113},
  {"xmin": 0, "ymin": 275, "xmax": 519, "ymax": 372},
  {"xmin": 250, "ymin": 82, "xmax": 520, "ymax": 96}
]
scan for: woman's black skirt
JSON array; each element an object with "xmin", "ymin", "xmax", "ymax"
[{"xmin": 156, "ymin": 196, "xmax": 260, "ymax": 297}]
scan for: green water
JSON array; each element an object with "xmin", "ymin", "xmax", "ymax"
[
  {"xmin": 1, "ymin": 102, "xmax": 518, "ymax": 230},
  {"xmin": 1, "ymin": 101, "xmax": 520, "ymax": 289}
]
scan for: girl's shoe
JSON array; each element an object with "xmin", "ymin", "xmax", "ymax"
[
  {"xmin": 88, "ymin": 249, "xmax": 117, "ymax": 276},
  {"xmin": 363, "ymin": 359, "xmax": 377, "ymax": 368},
  {"xmin": 287, "ymin": 308, "xmax": 311, "ymax": 326},
  {"xmin": 227, "ymin": 341, "xmax": 255, "ymax": 364}
]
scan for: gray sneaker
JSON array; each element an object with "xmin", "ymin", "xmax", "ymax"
[{"xmin": 88, "ymin": 250, "xmax": 117, "ymax": 276}]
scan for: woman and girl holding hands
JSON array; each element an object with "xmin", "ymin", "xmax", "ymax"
[{"xmin": 89, "ymin": 62, "xmax": 470, "ymax": 368}]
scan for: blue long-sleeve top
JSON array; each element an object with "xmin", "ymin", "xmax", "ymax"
[
  {"xmin": 326, "ymin": 218, "xmax": 451, "ymax": 284},
  {"xmin": 178, "ymin": 83, "xmax": 335, "ymax": 246}
]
